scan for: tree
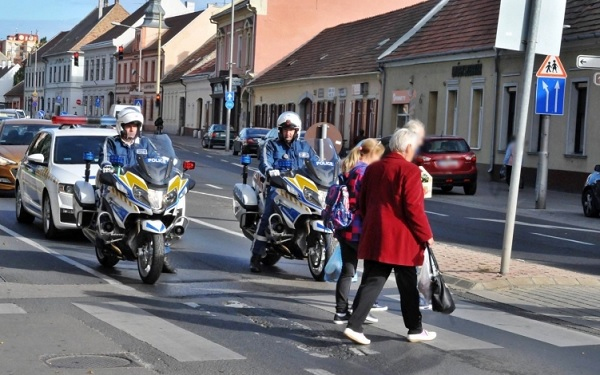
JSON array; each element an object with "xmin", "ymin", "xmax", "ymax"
[{"xmin": 13, "ymin": 63, "xmax": 24, "ymax": 86}]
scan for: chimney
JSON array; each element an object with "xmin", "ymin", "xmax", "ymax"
[
  {"xmin": 104, "ymin": 0, "xmax": 109, "ymax": 7},
  {"xmin": 185, "ymin": 1, "xmax": 195, "ymax": 12},
  {"xmin": 98, "ymin": 0, "xmax": 103, "ymax": 19}
]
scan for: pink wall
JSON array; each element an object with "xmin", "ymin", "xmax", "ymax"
[{"xmin": 253, "ymin": 0, "xmax": 424, "ymax": 75}]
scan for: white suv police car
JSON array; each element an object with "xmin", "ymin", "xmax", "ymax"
[{"xmin": 15, "ymin": 125, "xmax": 117, "ymax": 238}]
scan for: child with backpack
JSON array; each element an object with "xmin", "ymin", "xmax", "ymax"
[{"xmin": 326, "ymin": 138, "xmax": 385, "ymax": 324}]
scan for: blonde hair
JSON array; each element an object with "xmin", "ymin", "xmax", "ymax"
[{"xmin": 342, "ymin": 138, "xmax": 385, "ymax": 174}]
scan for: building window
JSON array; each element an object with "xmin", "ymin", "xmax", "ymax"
[
  {"xmin": 261, "ymin": 104, "xmax": 269, "ymax": 127},
  {"xmin": 84, "ymin": 60, "xmax": 89, "ymax": 81},
  {"xmin": 96, "ymin": 58, "xmax": 100, "ymax": 81},
  {"xmin": 117, "ymin": 64, "xmax": 121, "ymax": 84},
  {"xmin": 237, "ymin": 34, "xmax": 243, "ymax": 67},
  {"xmin": 326, "ymin": 101, "xmax": 336, "ymax": 125},
  {"xmin": 286, "ymin": 103, "xmax": 296, "ymax": 112},
  {"xmin": 338, "ymin": 100, "xmax": 346, "ymax": 140},
  {"xmin": 101, "ymin": 57, "xmax": 106, "ymax": 80},
  {"xmin": 501, "ymin": 85, "xmax": 517, "ymax": 149},
  {"xmin": 109, "ymin": 58, "xmax": 114, "ymax": 80},
  {"xmin": 254, "ymin": 105, "xmax": 262, "ymax": 127},
  {"xmin": 90, "ymin": 60, "xmax": 94, "ymax": 82},
  {"xmin": 366, "ymin": 99, "xmax": 378, "ymax": 137},
  {"xmin": 469, "ymin": 88, "xmax": 483, "ymax": 149},
  {"xmin": 567, "ymin": 81, "xmax": 588, "ymax": 155},
  {"xmin": 316, "ymin": 101, "xmax": 325, "ymax": 122},
  {"xmin": 217, "ymin": 38, "xmax": 223, "ymax": 71},
  {"xmin": 151, "ymin": 60, "xmax": 155, "ymax": 82},
  {"xmin": 396, "ymin": 104, "xmax": 409, "ymax": 128},
  {"xmin": 352, "ymin": 99, "xmax": 363, "ymax": 143},
  {"xmin": 277, "ymin": 104, "xmax": 285, "ymax": 116},
  {"xmin": 246, "ymin": 32, "xmax": 253, "ymax": 68},
  {"xmin": 445, "ymin": 88, "xmax": 458, "ymax": 135},
  {"xmin": 67, "ymin": 65, "xmax": 70, "ymax": 82},
  {"xmin": 269, "ymin": 104, "xmax": 277, "ymax": 128},
  {"xmin": 144, "ymin": 61, "xmax": 148, "ymax": 83}
]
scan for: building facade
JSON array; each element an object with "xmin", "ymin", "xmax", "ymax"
[{"xmin": 0, "ymin": 33, "xmax": 39, "ymax": 64}]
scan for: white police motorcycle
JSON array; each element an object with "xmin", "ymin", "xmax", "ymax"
[
  {"xmin": 233, "ymin": 137, "xmax": 339, "ymax": 281},
  {"xmin": 73, "ymin": 135, "xmax": 195, "ymax": 284}
]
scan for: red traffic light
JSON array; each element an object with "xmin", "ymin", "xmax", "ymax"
[
  {"xmin": 155, "ymin": 94, "xmax": 161, "ymax": 107},
  {"xmin": 73, "ymin": 52, "xmax": 79, "ymax": 66},
  {"xmin": 118, "ymin": 45, "xmax": 124, "ymax": 60},
  {"xmin": 183, "ymin": 161, "xmax": 196, "ymax": 171}
]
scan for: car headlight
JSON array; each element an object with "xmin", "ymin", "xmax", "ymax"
[
  {"xmin": 58, "ymin": 183, "xmax": 74, "ymax": 194},
  {"xmin": 147, "ymin": 189, "xmax": 164, "ymax": 210},
  {"xmin": 0, "ymin": 156, "xmax": 16, "ymax": 166},
  {"xmin": 163, "ymin": 190, "xmax": 177, "ymax": 206}
]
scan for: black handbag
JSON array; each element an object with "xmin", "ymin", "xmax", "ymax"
[{"xmin": 427, "ymin": 246, "xmax": 456, "ymax": 314}]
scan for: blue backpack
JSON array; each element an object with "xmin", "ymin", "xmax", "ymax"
[{"xmin": 322, "ymin": 176, "xmax": 353, "ymax": 230}]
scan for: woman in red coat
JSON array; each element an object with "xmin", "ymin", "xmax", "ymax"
[{"xmin": 344, "ymin": 128, "xmax": 436, "ymax": 345}]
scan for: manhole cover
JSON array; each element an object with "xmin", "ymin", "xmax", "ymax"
[{"xmin": 45, "ymin": 354, "xmax": 134, "ymax": 369}]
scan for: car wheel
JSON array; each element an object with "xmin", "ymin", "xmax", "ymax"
[
  {"xmin": 441, "ymin": 186, "xmax": 453, "ymax": 193},
  {"xmin": 202, "ymin": 138, "xmax": 207, "ymax": 148},
  {"xmin": 43, "ymin": 193, "xmax": 59, "ymax": 239},
  {"xmin": 209, "ymin": 140, "xmax": 214, "ymax": 149},
  {"xmin": 463, "ymin": 182, "xmax": 477, "ymax": 196},
  {"xmin": 582, "ymin": 189, "xmax": 599, "ymax": 217},
  {"xmin": 15, "ymin": 184, "xmax": 34, "ymax": 224}
]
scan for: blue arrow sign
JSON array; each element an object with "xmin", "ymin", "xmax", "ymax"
[
  {"xmin": 37, "ymin": 110, "xmax": 45, "ymax": 119},
  {"xmin": 95, "ymin": 97, "xmax": 101, "ymax": 108},
  {"xmin": 225, "ymin": 100, "xmax": 234, "ymax": 110},
  {"xmin": 225, "ymin": 91, "xmax": 235, "ymax": 102},
  {"xmin": 535, "ymin": 77, "xmax": 565, "ymax": 116},
  {"xmin": 56, "ymin": 95, "xmax": 62, "ymax": 104}
]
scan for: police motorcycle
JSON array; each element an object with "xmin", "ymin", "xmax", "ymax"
[
  {"xmin": 233, "ymin": 125, "xmax": 340, "ymax": 281},
  {"xmin": 73, "ymin": 134, "xmax": 196, "ymax": 284}
]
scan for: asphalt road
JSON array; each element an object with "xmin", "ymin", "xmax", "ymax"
[{"xmin": 0, "ymin": 141, "xmax": 599, "ymax": 374}]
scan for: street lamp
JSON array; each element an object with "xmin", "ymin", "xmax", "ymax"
[{"xmin": 111, "ymin": 21, "xmax": 143, "ymax": 94}]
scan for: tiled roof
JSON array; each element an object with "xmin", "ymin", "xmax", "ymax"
[
  {"xmin": 146, "ymin": 11, "xmax": 204, "ymax": 50},
  {"xmin": 162, "ymin": 36, "xmax": 216, "ymax": 83},
  {"xmin": 186, "ymin": 59, "xmax": 216, "ymax": 76},
  {"xmin": 382, "ymin": 0, "xmax": 600, "ymax": 62},
  {"xmin": 4, "ymin": 81, "xmax": 24, "ymax": 97},
  {"xmin": 0, "ymin": 66, "xmax": 15, "ymax": 79},
  {"xmin": 89, "ymin": 1, "xmax": 149, "ymax": 45},
  {"xmin": 43, "ymin": 4, "xmax": 128, "ymax": 56},
  {"xmin": 250, "ymin": 0, "xmax": 437, "ymax": 86},
  {"xmin": 37, "ymin": 31, "xmax": 69, "ymax": 56}
]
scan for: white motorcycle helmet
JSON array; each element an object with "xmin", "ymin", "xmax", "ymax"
[
  {"xmin": 277, "ymin": 111, "xmax": 302, "ymax": 141},
  {"xmin": 116, "ymin": 107, "xmax": 144, "ymax": 140}
]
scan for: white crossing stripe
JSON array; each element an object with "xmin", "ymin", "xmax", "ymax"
[
  {"xmin": 531, "ymin": 232, "xmax": 594, "ymax": 246},
  {"xmin": 74, "ymin": 302, "xmax": 245, "ymax": 362},
  {"xmin": 425, "ymin": 210, "xmax": 449, "ymax": 217},
  {"xmin": 0, "ymin": 303, "xmax": 27, "ymax": 314},
  {"xmin": 205, "ymin": 184, "xmax": 223, "ymax": 190},
  {"xmin": 451, "ymin": 300, "xmax": 600, "ymax": 347},
  {"xmin": 189, "ymin": 190, "xmax": 232, "ymax": 200},
  {"xmin": 295, "ymin": 294, "xmax": 501, "ymax": 351},
  {"xmin": 188, "ymin": 217, "xmax": 245, "ymax": 238},
  {"xmin": 305, "ymin": 369, "xmax": 337, "ymax": 375}
]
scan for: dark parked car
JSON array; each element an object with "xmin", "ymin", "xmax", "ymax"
[
  {"xmin": 233, "ymin": 127, "xmax": 269, "ymax": 156},
  {"xmin": 202, "ymin": 124, "xmax": 235, "ymax": 149},
  {"xmin": 582, "ymin": 164, "xmax": 600, "ymax": 217}
]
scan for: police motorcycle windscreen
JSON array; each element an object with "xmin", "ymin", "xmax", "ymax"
[
  {"xmin": 298, "ymin": 138, "xmax": 340, "ymax": 188},
  {"xmin": 128, "ymin": 134, "xmax": 176, "ymax": 186}
]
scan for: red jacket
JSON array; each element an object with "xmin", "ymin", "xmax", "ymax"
[{"xmin": 358, "ymin": 153, "xmax": 433, "ymax": 266}]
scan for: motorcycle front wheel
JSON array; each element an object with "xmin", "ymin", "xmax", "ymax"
[
  {"xmin": 308, "ymin": 233, "xmax": 333, "ymax": 281},
  {"xmin": 137, "ymin": 233, "xmax": 165, "ymax": 284}
]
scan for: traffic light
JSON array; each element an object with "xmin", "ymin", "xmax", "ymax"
[
  {"xmin": 155, "ymin": 94, "xmax": 161, "ymax": 107},
  {"xmin": 118, "ymin": 45, "xmax": 124, "ymax": 60},
  {"xmin": 73, "ymin": 52, "xmax": 79, "ymax": 66}
]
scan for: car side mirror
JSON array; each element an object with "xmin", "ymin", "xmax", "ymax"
[
  {"xmin": 595, "ymin": 165, "xmax": 600, "ymax": 173},
  {"xmin": 98, "ymin": 172, "xmax": 115, "ymax": 186},
  {"xmin": 27, "ymin": 153, "xmax": 45, "ymax": 164}
]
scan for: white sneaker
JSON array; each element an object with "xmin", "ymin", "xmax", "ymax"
[
  {"xmin": 371, "ymin": 302, "xmax": 388, "ymax": 312},
  {"xmin": 344, "ymin": 328, "xmax": 371, "ymax": 345},
  {"xmin": 365, "ymin": 313, "xmax": 379, "ymax": 324},
  {"xmin": 407, "ymin": 330, "xmax": 437, "ymax": 343}
]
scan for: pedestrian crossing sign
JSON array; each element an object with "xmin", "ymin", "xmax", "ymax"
[{"xmin": 536, "ymin": 55, "xmax": 567, "ymax": 78}]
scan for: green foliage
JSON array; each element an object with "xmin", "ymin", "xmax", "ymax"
[{"xmin": 13, "ymin": 63, "xmax": 24, "ymax": 86}]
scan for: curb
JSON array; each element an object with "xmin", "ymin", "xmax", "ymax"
[{"xmin": 443, "ymin": 273, "xmax": 600, "ymax": 291}]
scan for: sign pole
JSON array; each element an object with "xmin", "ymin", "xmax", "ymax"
[
  {"xmin": 535, "ymin": 115, "xmax": 550, "ymax": 209},
  {"xmin": 225, "ymin": 0, "xmax": 235, "ymax": 152},
  {"xmin": 500, "ymin": 0, "xmax": 543, "ymax": 275}
]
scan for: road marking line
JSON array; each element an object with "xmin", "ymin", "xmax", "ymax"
[
  {"xmin": 425, "ymin": 210, "xmax": 449, "ymax": 217},
  {"xmin": 205, "ymin": 184, "xmax": 223, "ymax": 190},
  {"xmin": 74, "ymin": 302, "xmax": 245, "ymax": 362},
  {"xmin": 183, "ymin": 302, "xmax": 200, "ymax": 309},
  {"xmin": 531, "ymin": 232, "xmax": 594, "ymax": 246},
  {"xmin": 189, "ymin": 190, "xmax": 232, "ymax": 200},
  {"xmin": 306, "ymin": 369, "xmax": 337, "ymax": 375},
  {"xmin": 220, "ymin": 159, "xmax": 229, "ymax": 163},
  {"xmin": 231, "ymin": 162, "xmax": 259, "ymax": 172},
  {"xmin": 207, "ymin": 155, "xmax": 213, "ymax": 158},
  {"xmin": 0, "ymin": 223, "xmax": 134, "ymax": 292},
  {"xmin": 194, "ymin": 152, "xmax": 200, "ymax": 155},
  {"xmin": 466, "ymin": 217, "xmax": 600, "ymax": 234},
  {"xmin": 231, "ymin": 163, "xmax": 243, "ymax": 167},
  {"xmin": 0, "ymin": 303, "xmax": 27, "ymax": 314},
  {"xmin": 188, "ymin": 217, "xmax": 245, "ymax": 238}
]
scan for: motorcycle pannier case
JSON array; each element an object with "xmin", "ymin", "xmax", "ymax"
[{"xmin": 233, "ymin": 183, "xmax": 258, "ymax": 227}]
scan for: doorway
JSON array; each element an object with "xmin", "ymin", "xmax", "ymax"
[{"xmin": 299, "ymin": 98, "xmax": 313, "ymax": 129}]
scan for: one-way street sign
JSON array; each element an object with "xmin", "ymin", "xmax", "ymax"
[
  {"xmin": 576, "ymin": 55, "xmax": 600, "ymax": 69},
  {"xmin": 535, "ymin": 77, "xmax": 565, "ymax": 115}
]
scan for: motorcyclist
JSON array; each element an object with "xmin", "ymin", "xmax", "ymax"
[
  {"xmin": 250, "ymin": 111, "xmax": 317, "ymax": 273},
  {"xmin": 99, "ymin": 107, "xmax": 177, "ymax": 274}
]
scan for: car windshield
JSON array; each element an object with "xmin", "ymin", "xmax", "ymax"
[
  {"xmin": 54, "ymin": 136, "xmax": 107, "ymax": 164},
  {"xmin": 0, "ymin": 124, "xmax": 49, "ymax": 145},
  {"xmin": 247, "ymin": 128, "xmax": 268, "ymax": 137},
  {"xmin": 212, "ymin": 125, "xmax": 227, "ymax": 132},
  {"xmin": 422, "ymin": 139, "xmax": 470, "ymax": 153}
]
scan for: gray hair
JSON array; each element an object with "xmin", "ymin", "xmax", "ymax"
[
  {"xmin": 403, "ymin": 119, "xmax": 425, "ymax": 133},
  {"xmin": 389, "ymin": 128, "xmax": 419, "ymax": 153}
]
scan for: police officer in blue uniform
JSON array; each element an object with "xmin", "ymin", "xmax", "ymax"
[{"xmin": 250, "ymin": 111, "xmax": 316, "ymax": 273}]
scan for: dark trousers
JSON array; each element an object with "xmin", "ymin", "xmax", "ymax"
[
  {"xmin": 347, "ymin": 260, "xmax": 422, "ymax": 334},
  {"xmin": 335, "ymin": 239, "xmax": 358, "ymax": 313},
  {"xmin": 505, "ymin": 165, "xmax": 512, "ymax": 186}
]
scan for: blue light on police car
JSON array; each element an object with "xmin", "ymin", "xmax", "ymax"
[
  {"xmin": 83, "ymin": 152, "xmax": 94, "ymax": 162},
  {"xmin": 240, "ymin": 155, "xmax": 251, "ymax": 166}
]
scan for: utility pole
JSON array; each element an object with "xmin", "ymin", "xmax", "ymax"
[
  {"xmin": 156, "ymin": 9, "xmax": 163, "ymax": 118},
  {"xmin": 535, "ymin": 115, "xmax": 550, "ymax": 208},
  {"xmin": 500, "ymin": 0, "xmax": 543, "ymax": 275},
  {"xmin": 225, "ymin": 0, "xmax": 235, "ymax": 151}
]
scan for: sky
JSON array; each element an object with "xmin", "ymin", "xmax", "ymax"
[{"xmin": 0, "ymin": 0, "xmax": 227, "ymax": 41}]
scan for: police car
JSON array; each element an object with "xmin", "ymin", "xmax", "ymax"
[{"xmin": 15, "ymin": 116, "xmax": 117, "ymax": 238}]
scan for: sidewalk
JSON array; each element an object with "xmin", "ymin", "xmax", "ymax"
[{"xmin": 435, "ymin": 241, "xmax": 600, "ymax": 334}]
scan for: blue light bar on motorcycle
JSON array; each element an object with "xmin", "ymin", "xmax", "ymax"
[
  {"xmin": 83, "ymin": 152, "xmax": 95, "ymax": 162},
  {"xmin": 109, "ymin": 154, "xmax": 125, "ymax": 167},
  {"xmin": 277, "ymin": 159, "xmax": 292, "ymax": 171},
  {"xmin": 240, "ymin": 155, "xmax": 251, "ymax": 166}
]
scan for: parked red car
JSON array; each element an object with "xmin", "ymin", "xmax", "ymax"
[{"xmin": 415, "ymin": 136, "xmax": 477, "ymax": 195}]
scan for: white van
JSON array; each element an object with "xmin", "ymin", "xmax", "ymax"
[{"xmin": 108, "ymin": 104, "xmax": 141, "ymax": 118}]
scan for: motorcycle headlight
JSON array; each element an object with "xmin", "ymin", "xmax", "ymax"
[
  {"xmin": 285, "ymin": 184, "xmax": 298, "ymax": 196},
  {"xmin": 163, "ymin": 190, "xmax": 177, "ymax": 206},
  {"xmin": 303, "ymin": 187, "xmax": 321, "ymax": 207},
  {"xmin": 132, "ymin": 185, "xmax": 149, "ymax": 206},
  {"xmin": 58, "ymin": 183, "xmax": 74, "ymax": 194},
  {"xmin": 147, "ymin": 189, "xmax": 164, "ymax": 210},
  {"xmin": 0, "ymin": 156, "xmax": 16, "ymax": 166}
]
